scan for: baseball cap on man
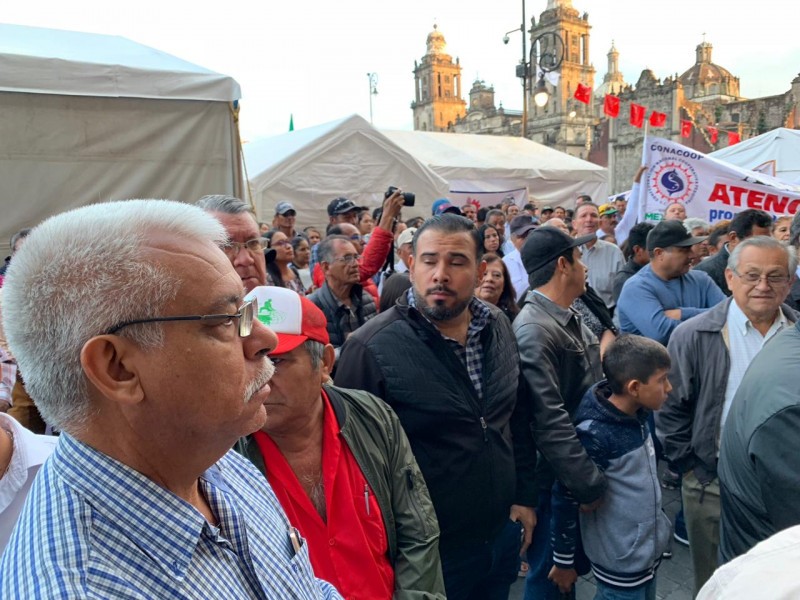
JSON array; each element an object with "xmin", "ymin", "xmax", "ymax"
[
  {"xmin": 396, "ymin": 227, "xmax": 417, "ymax": 248},
  {"xmin": 541, "ymin": 206, "xmax": 554, "ymax": 214},
  {"xmin": 598, "ymin": 203, "xmax": 618, "ymax": 217},
  {"xmin": 521, "ymin": 227, "xmax": 596, "ymax": 275},
  {"xmin": 244, "ymin": 286, "xmax": 330, "ymax": 355},
  {"xmin": 327, "ymin": 197, "xmax": 361, "ymax": 217},
  {"xmin": 275, "ymin": 201, "xmax": 296, "ymax": 216},
  {"xmin": 646, "ymin": 220, "xmax": 708, "ymax": 252},
  {"xmin": 432, "ymin": 198, "xmax": 461, "ymax": 216},
  {"xmin": 509, "ymin": 215, "xmax": 537, "ymax": 238}
]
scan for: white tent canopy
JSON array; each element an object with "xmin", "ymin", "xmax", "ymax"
[
  {"xmin": 381, "ymin": 129, "xmax": 608, "ymax": 208},
  {"xmin": 244, "ymin": 114, "xmax": 450, "ymax": 227},
  {"xmin": 710, "ymin": 128, "xmax": 800, "ymax": 184},
  {"xmin": 0, "ymin": 24, "xmax": 243, "ymax": 248}
]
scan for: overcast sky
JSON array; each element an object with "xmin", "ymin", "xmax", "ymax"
[{"xmin": 5, "ymin": 0, "xmax": 799, "ymax": 140}]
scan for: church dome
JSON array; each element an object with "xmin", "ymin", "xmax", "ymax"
[
  {"xmin": 679, "ymin": 41, "xmax": 740, "ymax": 99},
  {"xmin": 426, "ymin": 24, "xmax": 446, "ymax": 55}
]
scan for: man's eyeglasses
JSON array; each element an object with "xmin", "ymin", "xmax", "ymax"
[
  {"xmin": 221, "ymin": 239, "xmax": 264, "ymax": 259},
  {"xmin": 106, "ymin": 298, "xmax": 256, "ymax": 337},
  {"xmin": 732, "ymin": 268, "xmax": 790, "ymax": 286},
  {"xmin": 331, "ymin": 254, "xmax": 360, "ymax": 265}
]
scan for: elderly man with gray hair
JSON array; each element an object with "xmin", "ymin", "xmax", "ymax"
[
  {"xmin": 658, "ymin": 236, "xmax": 798, "ymax": 594},
  {"xmin": 196, "ymin": 194, "xmax": 271, "ymax": 293},
  {"xmin": 0, "ymin": 200, "xmax": 342, "ymax": 599}
]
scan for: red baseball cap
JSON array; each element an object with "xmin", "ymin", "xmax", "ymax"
[{"xmin": 244, "ymin": 286, "xmax": 329, "ymax": 355}]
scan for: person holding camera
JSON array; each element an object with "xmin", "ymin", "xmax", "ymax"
[{"xmin": 312, "ymin": 191, "xmax": 405, "ymax": 304}]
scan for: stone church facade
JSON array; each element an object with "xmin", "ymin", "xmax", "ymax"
[{"xmin": 415, "ymin": 0, "xmax": 800, "ymax": 195}]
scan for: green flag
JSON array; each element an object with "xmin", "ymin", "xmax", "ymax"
[{"xmin": 289, "ymin": 114, "xmax": 294, "ymax": 132}]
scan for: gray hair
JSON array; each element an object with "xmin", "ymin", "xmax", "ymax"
[
  {"xmin": 304, "ymin": 340, "xmax": 325, "ymax": 370},
  {"xmin": 683, "ymin": 218, "xmax": 709, "ymax": 234},
  {"xmin": 317, "ymin": 235, "xmax": 351, "ymax": 264},
  {"xmin": 790, "ymin": 211, "xmax": 800, "ymax": 247},
  {"xmin": 2, "ymin": 200, "xmax": 227, "ymax": 433},
  {"xmin": 195, "ymin": 194, "xmax": 255, "ymax": 217},
  {"xmin": 727, "ymin": 235, "xmax": 798, "ymax": 274}
]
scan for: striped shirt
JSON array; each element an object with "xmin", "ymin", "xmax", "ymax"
[{"xmin": 0, "ymin": 433, "xmax": 342, "ymax": 600}]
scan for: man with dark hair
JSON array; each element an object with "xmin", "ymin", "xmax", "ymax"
[
  {"xmin": 237, "ymin": 287, "xmax": 445, "ymax": 599},
  {"xmin": 514, "ymin": 227, "xmax": 606, "ymax": 599},
  {"xmin": 612, "ymin": 222, "xmax": 654, "ymax": 304},
  {"xmin": 576, "ymin": 194, "xmax": 592, "ymax": 206},
  {"xmin": 271, "ymin": 201, "xmax": 298, "ymax": 238},
  {"xmin": 540, "ymin": 207, "xmax": 554, "ymax": 223},
  {"xmin": 618, "ymin": 221, "xmax": 725, "ymax": 345},
  {"xmin": 694, "ymin": 209, "xmax": 773, "ymax": 295},
  {"xmin": 504, "ymin": 215, "xmax": 538, "ymax": 301},
  {"xmin": 661, "ymin": 237, "xmax": 797, "ymax": 589},
  {"xmin": 335, "ymin": 214, "xmax": 536, "ymax": 600},
  {"xmin": 309, "ymin": 236, "xmax": 377, "ymax": 354},
  {"xmin": 614, "ymin": 195, "xmax": 627, "ymax": 219}
]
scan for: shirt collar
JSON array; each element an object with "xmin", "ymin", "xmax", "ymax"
[
  {"xmin": 728, "ymin": 297, "xmax": 788, "ymax": 336},
  {"xmin": 51, "ymin": 433, "xmax": 227, "ymax": 581},
  {"xmin": 530, "ymin": 290, "xmax": 578, "ymax": 326},
  {"xmin": 406, "ymin": 288, "xmax": 491, "ymax": 334}
]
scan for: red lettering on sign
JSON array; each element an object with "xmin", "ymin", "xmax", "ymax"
[
  {"xmin": 764, "ymin": 194, "xmax": 788, "ymax": 214},
  {"xmin": 747, "ymin": 190, "xmax": 765, "ymax": 210},
  {"xmin": 708, "ymin": 183, "xmax": 730, "ymax": 205},
  {"xmin": 788, "ymin": 200, "xmax": 800, "ymax": 215},
  {"xmin": 730, "ymin": 186, "xmax": 748, "ymax": 207}
]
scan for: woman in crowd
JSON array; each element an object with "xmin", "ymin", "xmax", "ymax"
[
  {"xmin": 478, "ymin": 224, "xmax": 503, "ymax": 257},
  {"xmin": 291, "ymin": 234, "xmax": 314, "ymax": 293},
  {"xmin": 475, "ymin": 253, "xmax": 518, "ymax": 321},
  {"xmin": 358, "ymin": 210, "xmax": 375, "ymax": 241},
  {"xmin": 303, "ymin": 226, "xmax": 321, "ymax": 247},
  {"xmin": 773, "ymin": 216, "xmax": 792, "ymax": 242},
  {"xmin": 264, "ymin": 230, "xmax": 305, "ymax": 294}
]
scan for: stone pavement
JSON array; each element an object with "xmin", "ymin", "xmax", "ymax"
[{"xmin": 509, "ymin": 465, "xmax": 695, "ymax": 600}]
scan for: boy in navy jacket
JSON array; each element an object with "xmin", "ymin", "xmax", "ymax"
[{"xmin": 549, "ymin": 335, "xmax": 673, "ymax": 599}]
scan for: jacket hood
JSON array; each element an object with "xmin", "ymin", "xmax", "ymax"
[{"xmin": 575, "ymin": 381, "xmax": 648, "ymax": 429}]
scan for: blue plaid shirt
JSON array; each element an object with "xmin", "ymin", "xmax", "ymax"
[
  {"xmin": 407, "ymin": 289, "xmax": 491, "ymax": 399},
  {"xmin": 0, "ymin": 433, "xmax": 342, "ymax": 599}
]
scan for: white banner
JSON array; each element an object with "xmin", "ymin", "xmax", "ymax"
[
  {"xmin": 448, "ymin": 187, "xmax": 529, "ymax": 209},
  {"xmin": 640, "ymin": 137, "xmax": 800, "ymax": 224}
]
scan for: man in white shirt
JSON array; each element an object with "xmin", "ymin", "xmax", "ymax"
[
  {"xmin": 503, "ymin": 215, "xmax": 538, "ymax": 301},
  {"xmin": 657, "ymin": 236, "xmax": 797, "ymax": 595},
  {"xmin": 573, "ymin": 203, "xmax": 624, "ymax": 310},
  {"xmin": 0, "ymin": 413, "xmax": 57, "ymax": 549}
]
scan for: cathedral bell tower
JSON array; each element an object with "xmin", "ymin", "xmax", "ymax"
[{"xmin": 411, "ymin": 25, "xmax": 467, "ymax": 131}]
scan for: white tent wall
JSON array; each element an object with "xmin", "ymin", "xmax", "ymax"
[
  {"xmin": 246, "ymin": 115, "xmax": 450, "ymax": 228},
  {"xmin": 0, "ymin": 24, "xmax": 242, "ymax": 252},
  {"xmin": 710, "ymin": 128, "xmax": 800, "ymax": 184},
  {"xmin": 0, "ymin": 92, "xmax": 241, "ymax": 247},
  {"xmin": 382, "ymin": 130, "xmax": 608, "ymax": 208}
]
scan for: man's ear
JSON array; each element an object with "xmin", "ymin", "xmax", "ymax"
[
  {"xmin": 407, "ymin": 253, "xmax": 415, "ymax": 283},
  {"xmin": 320, "ymin": 344, "xmax": 336, "ymax": 381},
  {"xmin": 80, "ymin": 335, "xmax": 145, "ymax": 408},
  {"xmin": 476, "ymin": 259, "xmax": 487, "ymax": 286},
  {"xmin": 626, "ymin": 379, "xmax": 641, "ymax": 397}
]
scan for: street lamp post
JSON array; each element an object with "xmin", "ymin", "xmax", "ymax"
[
  {"xmin": 503, "ymin": 0, "xmax": 528, "ymax": 138},
  {"xmin": 367, "ymin": 72, "xmax": 378, "ymax": 124}
]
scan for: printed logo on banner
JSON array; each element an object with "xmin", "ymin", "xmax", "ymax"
[{"xmin": 648, "ymin": 158, "xmax": 699, "ymax": 207}]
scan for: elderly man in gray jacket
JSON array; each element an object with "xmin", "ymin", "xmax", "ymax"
[{"xmin": 657, "ymin": 236, "xmax": 797, "ymax": 594}]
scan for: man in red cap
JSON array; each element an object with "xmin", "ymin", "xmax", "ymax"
[{"xmin": 236, "ymin": 287, "xmax": 445, "ymax": 600}]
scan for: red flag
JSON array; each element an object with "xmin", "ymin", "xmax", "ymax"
[
  {"xmin": 629, "ymin": 103, "xmax": 645, "ymax": 128},
  {"xmin": 603, "ymin": 94, "xmax": 620, "ymax": 118},
  {"xmin": 681, "ymin": 120, "xmax": 692, "ymax": 138},
  {"xmin": 707, "ymin": 126, "xmax": 718, "ymax": 144},
  {"xmin": 728, "ymin": 131, "xmax": 741, "ymax": 145},
  {"xmin": 649, "ymin": 111, "xmax": 667, "ymax": 127},
  {"xmin": 574, "ymin": 83, "xmax": 592, "ymax": 104}
]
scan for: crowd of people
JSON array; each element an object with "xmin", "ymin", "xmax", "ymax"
[{"xmin": 0, "ymin": 182, "xmax": 799, "ymax": 600}]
